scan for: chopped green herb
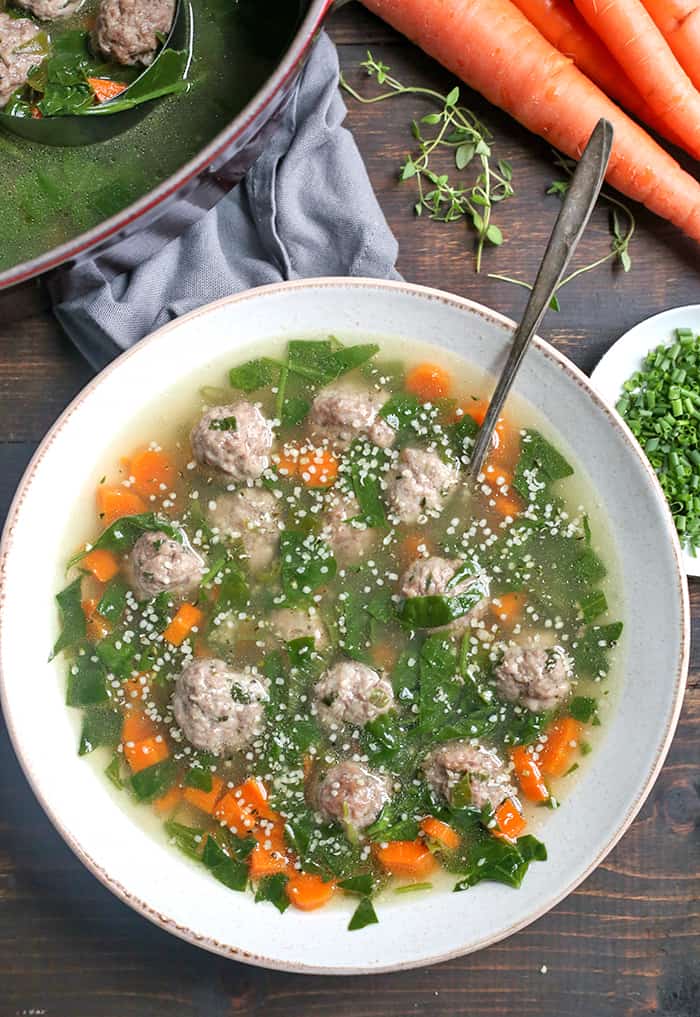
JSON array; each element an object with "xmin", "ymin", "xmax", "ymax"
[{"xmin": 209, "ymin": 416, "xmax": 237, "ymax": 432}]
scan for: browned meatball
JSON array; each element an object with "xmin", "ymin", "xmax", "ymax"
[
  {"xmin": 129, "ymin": 530, "xmax": 204, "ymax": 600},
  {"xmin": 172, "ymin": 658, "xmax": 268, "ymax": 756},
  {"xmin": 16, "ymin": 0, "xmax": 82, "ymax": 19},
  {"xmin": 191, "ymin": 402, "xmax": 273, "ymax": 481},
  {"xmin": 207, "ymin": 487, "xmax": 282, "ymax": 574},
  {"xmin": 314, "ymin": 660, "xmax": 394, "ymax": 730},
  {"xmin": 386, "ymin": 448, "xmax": 459, "ymax": 524},
  {"xmin": 309, "ymin": 385, "xmax": 395, "ymax": 449},
  {"xmin": 321, "ymin": 490, "xmax": 377, "ymax": 566},
  {"xmin": 423, "ymin": 740, "xmax": 516, "ymax": 812},
  {"xmin": 494, "ymin": 644, "xmax": 572, "ymax": 713},
  {"xmin": 316, "ymin": 761, "xmax": 391, "ymax": 830},
  {"xmin": 0, "ymin": 14, "xmax": 43, "ymax": 108},
  {"xmin": 399, "ymin": 556, "xmax": 490, "ymax": 632},
  {"xmin": 92, "ymin": 0, "xmax": 175, "ymax": 66}
]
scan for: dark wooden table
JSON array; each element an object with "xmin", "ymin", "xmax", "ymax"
[{"xmin": 1, "ymin": 6, "xmax": 699, "ymax": 1016}]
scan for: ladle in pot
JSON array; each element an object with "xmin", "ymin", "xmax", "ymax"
[{"xmin": 0, "ymin": 0, "xmax": 191, "ymax": 147}]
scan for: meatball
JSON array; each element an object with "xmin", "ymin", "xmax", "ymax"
[
  {"xmin": 423, "ymin": 740, "xmax": 516, "ymax": 812},
  {"xmin": 399, "ymin": 555, "xmax": 489, "ymax": 632},
  {"xmin": 321, "ymin": 490, "xmax": 376, "ymax": 566},
  {"xmin": 268, "ymin": 607, "xmax": 328, "ymax": 649},
  {"xmin": 191, "ymin": 402, "xmax": 273, "ymax": 481},
  {"xmin": 309, "ymin": 385, "xmax": 395, "ymax": 449},
  {"xmin": 494, "ymin": 644, "xmax": 572, "ymax": 713},
  {"xmin": 208, "ymin": 487, "xmax": 281, "ymax": 574},
  {"xmin": 172, "ymin": 658, "xmax": 269, "ymax": 756},
  {"xmin": 316, "ymin": 761, "xmax": 391, "ymax": 831},
  {"xmin": 16, "ymin": 0, "xmax": 82, "ymax": 19},
  {"xmin": 314, "ymin": 660, "xmax": 394, "ymax": 730},
  {"xmin": 0, "ymin": 14, "xmax": 43, "ymax": 108},
  {"xmin": 386, "ymin": 448, "xmax": 460, "ymax": 524},
  {"xmin": 129, "ymin": 530, "xmax": 204, "ymax": 601},
  {"xmin": 92, "ymin": 0, "xmax": 174, "ymax": 66}
]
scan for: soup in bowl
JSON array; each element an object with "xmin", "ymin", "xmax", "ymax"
[{"xmin": 0, "ymin": 279, "xmax": 688, "ymax": 972}]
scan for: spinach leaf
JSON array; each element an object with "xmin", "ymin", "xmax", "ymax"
[
  {"xmin": 348, "ymin": 897, "xmax": 379, "ymax": 931},
  {"xmin": 165, "ymin": 820, "xmax": 205, "ymax": 861},
  {"xmin": 254, "ymin": 873, "xmax": 290, "ymax": 913},
  {"xmin": 338, "ymin": 874, "xmax": 375, "ymax": 896},
  {"xmin": 202, "ymin": 835, "xmax": 249, "ymax": 891},
  {"xmin": 215, "ymin": 559, "xmax": 250, "ymax": 612},
  {"xmin": 228, "ymin": 357, "xmax": 279, "ymax": 392},
  {"xmin": 95, "ymin": 630, "xmax": 137, "ymax": 678},
  {"xmin": 379, "ymin": 393, "xmax": 422, "ymax": 434},
  {"xmin": 513, "ymin": 430, "xmax": 574, "ymax": 502},
  {"xmin": 36, "ymin": 32, "xmax": 94, "ymax": 117},
  {"xmin": 71, "ymin": 513, "xmax": 181, "ymax": 562},
  {"xmin": 343, "ymin": 441, "xmax": 389, "ymax": 527},
  {"xmin": 280, "ymin": 531, "xmax": 336, "ymax": 605},
  {"xmin": 454, "ymin": 834, "xmax": 547, "ymax": 891},
  {"xmin": 184, "ymin": 762, "xmax": 213, "ymax": 792},
  {"xmin": 97, "ymin": 580, "xmax": 128, "ymax": 625},
  {"xmin": 87, "ymin": 48, "xmax": 189, "ymax": 116},
  {"xmin": 578, "ymin": 589, "xmax": 608, "ymax": 624},
  {"xmin": 568, "ymin": 696, "xmax": 599, "ymax": 724},
  {"xmin": 105, "ymin": 753, "xmax": 124, "ymax": 789},
  {"xmin": 281, "ymin": 396, "xmax": 310, "ymax": 427},
  {"xmin": 51, "ymin": 577, "xmax": 86, "ymax": 659},
  {"xmin": 573, "ymin": 547, "xmax": 607, "ymax": 584},
  {"xmin": 398, "ymin": 586, "xmax": 486, "ymax": 628},
  {"xmin": 66, "ymin": 653, "xmax": 109, "ymax": 708},
  {"xmin": 130, "ymin": 759, "xmax": 177, "ymax": 802},
  {"xmin": 78, "ymin": 707, "xmax": 121, "ymax": 756},
  {"xmin": 286, "ymin": 339, "xmax": 379, "ymax": 385},
  {"xmin": 418, "ymin": 635, "xmax": 462, "ymax": 733},
  {"xmin": 573, "ymin": 621, "xmax": 623, "ymax": 678}
]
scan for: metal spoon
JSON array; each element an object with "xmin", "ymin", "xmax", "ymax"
[
  {"xmin": 0, "ymin": 0, "xmax": 191, "ymax": 148},
  {"xmin": 468, "ymin": 118, "xmax": 614, "ymax": 479}
]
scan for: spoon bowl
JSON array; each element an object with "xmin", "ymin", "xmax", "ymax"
[{"xmin": 0, "ymin": 0, "xmax": 190, "ymax": 147}]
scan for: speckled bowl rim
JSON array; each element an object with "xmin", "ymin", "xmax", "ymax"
[{"xmin": 0, "ymin": 278, "xmax": 690, "ymax": 974}]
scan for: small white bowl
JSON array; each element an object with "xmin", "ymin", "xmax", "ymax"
[
  {"xmin": 0, "ymin": 279, "xmax": 690, "ymax": 973},
  {"xmin": 591, "ymin": 305, "xmax": 700, "ymax": 577}
]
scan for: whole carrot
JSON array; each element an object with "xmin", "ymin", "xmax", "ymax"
[
  {"xmin": 641, "ymin": 0, "xmax": 700, "ymax": 93},
  {"xmin": 573, "ymin": 0, "xmax": 700, "ymax": 160},
  {"xmin": 510, "ymin": 0, "xmax": 684, "ymax": 144},
  {"xmin": 360, "ymin": 0, "xmax": 700, "ymax": 241}
]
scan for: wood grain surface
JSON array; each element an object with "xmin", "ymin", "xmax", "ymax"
[{"xmin": 0, "ymin": 5, "xmax": 698, "ymax": 1016}]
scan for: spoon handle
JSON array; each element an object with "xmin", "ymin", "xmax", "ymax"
[{"xmin": 468, "ymin": 118, "xmax": 614, "ymax": 479}]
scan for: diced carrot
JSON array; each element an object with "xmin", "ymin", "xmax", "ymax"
[
  {"xmin": 456, "ymin": 399, "xmax": 506, "ymax": 438},
  {"xmin": 400, "ymin": 532, "xmax": 432, "ymax": 563},
  {"xmin": 374, "ymin": 840, "xmax": 437, "ymax": 878},
  {"xmin": 538, "ymin": 716, "xmax": 584, "ymax": 777},
  {"xmin": 491, "ymin": 592, "xmax": 527, "ymax": 627},
  {"xmin": 124, "ymin": 735, "xmax": 169, "ymax": 774},
  {"xmin": 371, "ymin": 642, "xmax": 398, "ymax": 672},
  {"xmin": 87, "ymin": 77, "xmax": 128, "ymax": 103},
  {"xmin": 97, "ymin": 485, "xmax": 147, "ymax": 526},
  {"xmin": 183, "ymin": 775, "xmax": 224, "ymax": 815},
  {"xmin": 128, "ymin": 447, "xmax": 175, "ymax": 500},
  {"xmin": 493, "ymin": 798, "xmax": 527, "ymax": 843},
  {"xmin": 420, "ymin": 816, "xmax": 461, "ymax": 852},
  {"xmin": 510, "ymin": 745, "xmax": 549, "ymax": 803},
  {"xmin": 298, "ymin": 448, "xmax": 338, "ymax": 488},
  {"xmin": 152, "ymin": 785, "xmax": 182, "ymax": 816},
  {"xmin": 286, "ymin": 873, "xmax": 336, "ymax": 911},
  {"xmin": 277, "ymin": 444, "xmax": 338, "ymax": 487},
  {"xmin": 121, "ymin": 674, "xmax": 150, "ymax": 704},
  {"xmin": 122, "ymin": 710, "xmax": 158, "ymax": 744},
  {"xmin": 30, "ymin": 106, "xmax": 42, "ymax": 119},
  {"xmin": 405, "ymin": 363, "xmax": 452, "ymax": 403},
  {"xmin": 82, "ymin": 598, "xmax": 110, "ymax": 641},
  {"xmin": 214, "ymin": 777, "xmax": 275, "ymax": 832},
  {"xmin": 493, "ymin": 493, "xmax": 522, "ymax": 519},
  {"xmin": 253, "ymin": 819, "xmax": 288, "ymax": 855},
  {"xmin": 163, "ymin": 603, "xmax": 204, "ymax": 647},
  {"xmin": 82, "ymin": 549, "xmax": 120, "ymax": 583},
  {"xmin": 248, "ymin": 843, "xmax": 292, "ymax": 879}
]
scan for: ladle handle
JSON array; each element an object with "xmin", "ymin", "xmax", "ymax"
[{"xmin": 469, "ymin": 118, "xmax": 614, "ymax": 479}]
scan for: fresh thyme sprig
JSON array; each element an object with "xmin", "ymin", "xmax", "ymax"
[
  {"xmin": 340, "ymin": 51, "xmax": 514, "ymax": 272},
  {"xmin": 489, "ymin": 153, "xmax": 636, "ymax": 309}
]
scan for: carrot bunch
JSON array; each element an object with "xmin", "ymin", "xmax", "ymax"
[{"xmin": 361, "ymin": 0, "xmax": 700, "ymax": 242}]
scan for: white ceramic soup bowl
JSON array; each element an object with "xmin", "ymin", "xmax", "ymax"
[{"xmin": 0, "ymin": 279, "xmax": 689, "ymax": 974}]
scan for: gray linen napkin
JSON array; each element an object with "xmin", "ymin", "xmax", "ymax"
[{"xmin": 50, "ymin": 32, "xmax": 400, "ymax": 370}]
